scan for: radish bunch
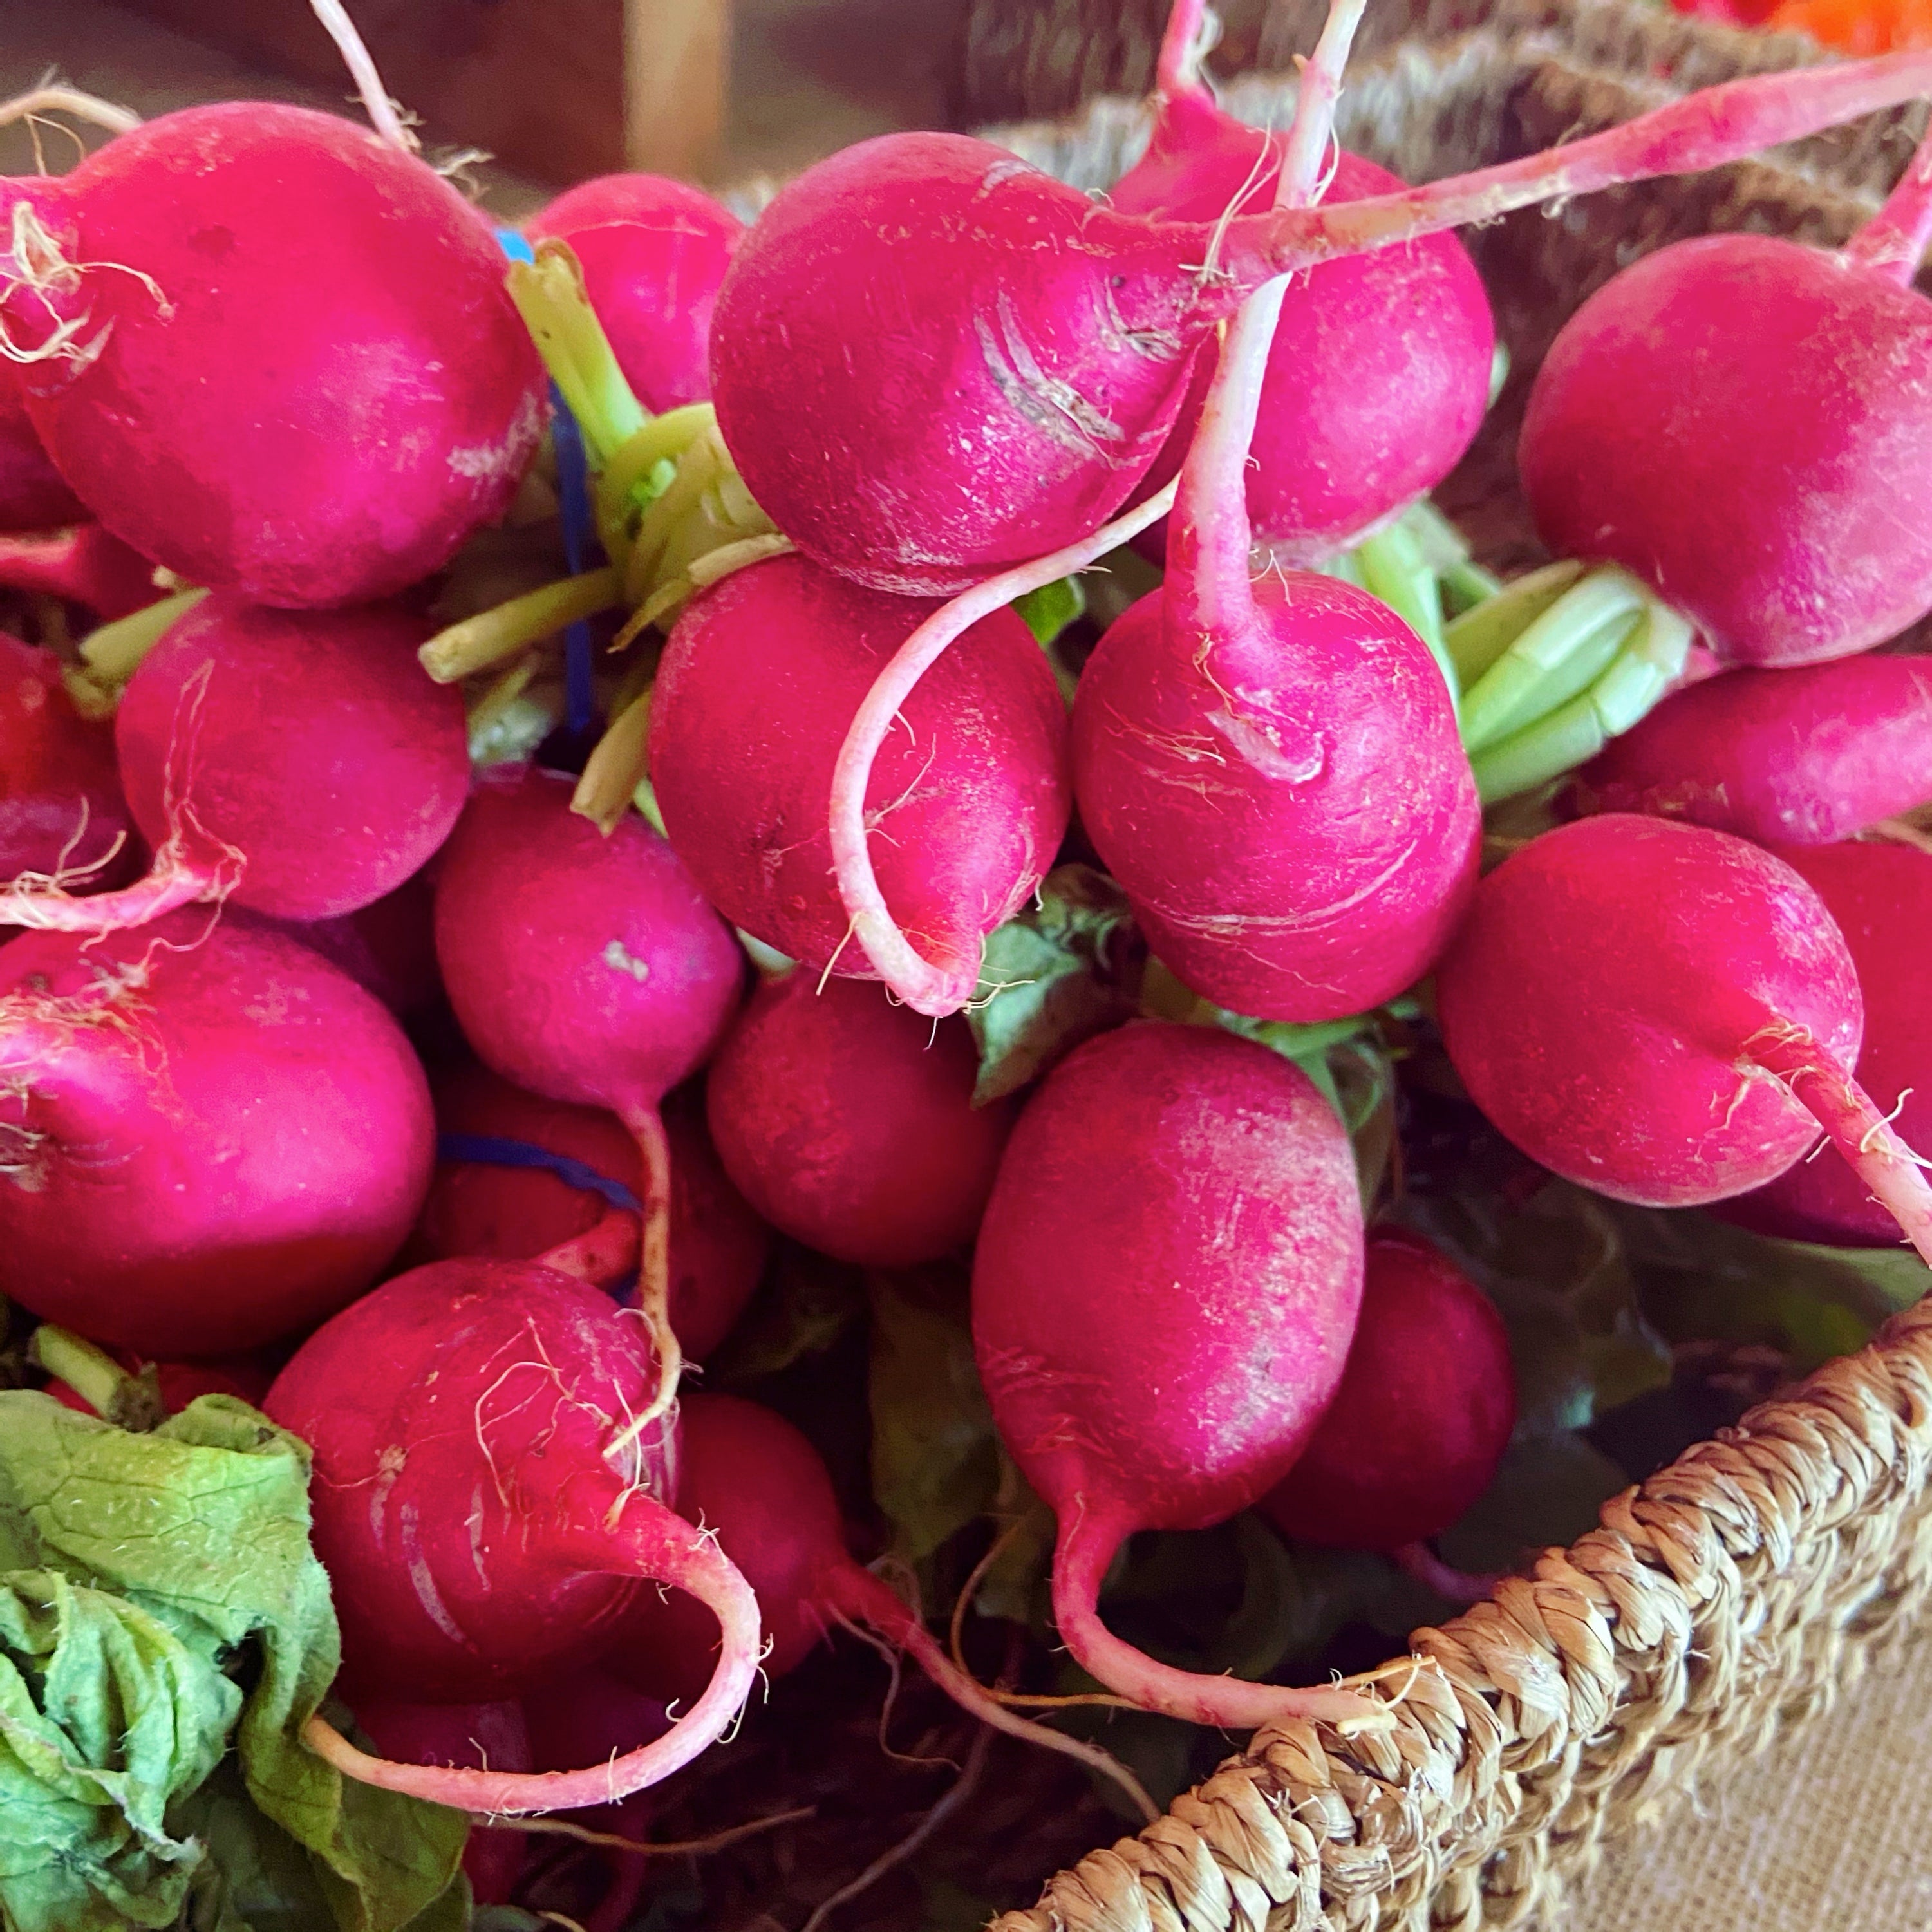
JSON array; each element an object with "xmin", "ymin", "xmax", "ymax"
[{"xmin": 9, "ymin": 3, "xmax": 1932, "ymax": 1913}]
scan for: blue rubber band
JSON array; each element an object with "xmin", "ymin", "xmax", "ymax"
[
  {"xmin": 496, "ymin": 227, "xmax": 599, "ymax": 740},
  {"xmin": 437, "ymin": 1132, "xmax": 642, "ymax": 1216}
]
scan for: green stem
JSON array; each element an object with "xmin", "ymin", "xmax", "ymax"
[
  {"xmin": 1440, "ymin": 557, "xmax": 1503, "ymax": 616},
  {"xmin": 1472, "ymin": 600, "xmax": 1693, "ymax": 803},
  {"xmin": 505, "ymin": 241, "xmax": 649, "ymax": 469},
  {"xmin": 77, "ymin": 586, "xmax": 209, "ymax": 688},
  {"xmin": 30, "ymin": 1326, "xmax": 164, "ymax": 1432},
  {"xmin": 1443, "ymin": 559, "xmax": 1585, "ymax": 690},
  {"xmin": 419, "ymin": 568, "xmax": 621, "ymax": 684},
  {"xmin": 1355, "ymin": 520, "xmax": 1453, "ymax": 707},
  {"xmin": 1459, "ymin": 567, "xmax": 1651, "ymax": 754},
  {"xmin": 596, "ymin": 404, "xmax": 717, "ymax": 544}
]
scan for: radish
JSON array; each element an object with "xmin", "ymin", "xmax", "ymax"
[
  {"xmin": 0, "ymin": 368, "xmax": 83, "ymax": 534},
  {"xmin": 352, "ymin": 1698, "xmax": 532, "ymax": 1905},
  {"xmin": 1574, "ymin": 653, "xmax": 1932, "ymax": 843},
  {"xmin": 524, "ymin": 173, "xmax": 742, "ymax": 413},
  {"xmin": 1067, "ymin": 77, "xmax": 1477, "ymax": 1023},
  {"xmin": 0, "ymin": 178, "xmax": 84, "ymax": 532},
  {"xmin": 0, "ymin": 594, "xmax": 469, "ymax": 932},
  {"xmin": 1715, "ymin": 839, "xmax": 1932, "ymax": 1246},
  {"xmin": 2, "ymin": 103, "xmax": 545, "ymax": 608},
  {"xmin": 973, "ymin": 1020, "xmax": 1385, "ymax": 1731},
  {"xmin": 1434, "ymin": 813, "xmax": 1932, "ymax": 1267},
  {"xmin": 0, "ymin": 632, "xmax": 133, "ymax": 890},
  {"xmin": 1520, "ymin": 108, "xmax": 1932, "ymax": 666},
  {"xmin": 708, "ymin": 50, "xmax": 1932, "ymax": 596},
  {"xmin": 0, "ymin": 910, "xmax": 433, "ymax": 1354},
  {"xmin": 650, "ymin": 552, "xmax": 1069, "ymax": 988},
  {"xmin": 1108, "ymin": 3, "xmax": 1493, "ymax": 568},
  {"xmin": 270, "ymin": 868, "xmax": 444, "ymax": 1020},
  {"xmin": 1258, "ymin": 1230, "xmax": 1515, "ymax": 1558},
  {"xmin": 265, "ymin": 1257, "xmax": 764, "ymax": 1812},
  {"xmin": 433, "ymin": 763, "xmax": 745, "ymax": 1410},
  {"xmin": 0, "ymin": 523, "xmax": 160, "ymax": 623},
  {"xmin": 608, "ymin": 1391, "xmax": 1159, "ymax": 1821},
  {"xmin": 416, "ymin": 1062, "xmax": 769, "ymax": 1360},
  {"xmin": 704, "ymin": 973, "xmax": 1015, "ymax": 1269}
]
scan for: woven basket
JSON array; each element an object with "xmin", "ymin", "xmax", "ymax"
[{"xmin": 944, "ymin": 9, "xmax": 1932, "ymax": 1928}]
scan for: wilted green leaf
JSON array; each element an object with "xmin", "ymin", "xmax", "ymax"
[
  {"xmin": 711, "ymin": 1243, "xmax": 866, "ymax": 1386},
  {"xmin": 868, "ymin": 1266, "xmax": 999, "ymax": 1563},
  {"xmin": 1438, "ymin": 1430, "xmax": 1631, "ymax": 1575},
  {"xmin": 1609, "ymin": 1203, "xmax": 1928, "ymax": 1370},
  {"xmin": 969, "ymin": 865, "xmax": 1145, "ymax": 1105},
  {"xmin": 0, "ymin": 1393, "xmax": 465, "ymax": 1932}
]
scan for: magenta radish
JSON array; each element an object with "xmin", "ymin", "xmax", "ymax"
[
  {"xmin": 704, "ymin": 973, "xmax": 1015, "ymax": 1268},
  {"xmin": 0, "ymin": 910, "xmax": 433, "ymax": 1354},
  {"xmin": 973, "ymin": 1021, "xmax": 1384, "ymax": 1732},
  {"xmin": 1714, "ymin": 839, "xmax": 1932, "ymax": 1247},
  {"xmin": 1574, "ymin": 653, "xmax": 1932, "ymax": 843},
  {"xmin": 1520, "ymin": 107, "xmax": 1932, "ymax": 666},
  {"xmin": 353, "ymin": 1698, "xmax": 532, "ymax": 1904},
  {"xmin": 415, "ymin": 1063, "xmax": 769, "ymax": 1360},
  {"xmin": 0, "ymin": 594, "xmax": 469, "ymax": 933},
  {"xmin": 650, "ymin": 552, "xmax": 1069, "ymax": 988},
  {"xmin": 708, "ymin": 52, "xmax": 1932, "ymax": 596},
  {"xmin": 1067, "ymin": 192, "xmax": 1479, "ymax": 1021},
  {"xmin": 1259, "ymin": 1230, "xmax": 1515, "ymax": 1556},
  {"xmin": 433, "ymin": 763, "xmax": 745, "ymax": 1410},
  {"xmin": 1434, "ymin": 812, "xmax": 1932, "ymax": 1266},
  {"xmin": 524, "ymin": 173, "xmax": 742, "ymax": 412},
  {"xmin": 0, "ymin": 632, "xmax": 133, "ymax": 889},
  {"xmin": 265, "ymin": 1257, "xmax": 763, "ymax": 1812},
  {"xmin": 1107, "ymin": 3, "xmax": 1492, "ymax": 567},
  {"xmin": 2, "ymin": 103, "xmax": 544, "ymax": 608},
  {"xmin": 606, "ymin": 1391, "xmax": 1159, "ymax": 1820}
]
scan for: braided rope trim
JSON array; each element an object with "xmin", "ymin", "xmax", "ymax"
[{"xmin": 991, "ymin": 1300, "xmax": 1932, "ymax": 1932}]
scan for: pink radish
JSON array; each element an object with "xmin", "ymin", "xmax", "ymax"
[
  {"xmin": 269, "ymin": 868, "xmax": 444, "ymax": 1020},
  {"xmin": 708, "ymin": 50, "xmax": 1932, "ymax": 596},
  {"xmin": 1109, "ymin": 3, "xmax": 1493, "ymax": 566},
  {"xmin": 0, "ymin": 910, "xmax": 433, "ymax": 1354},
  {"xmin": 607, "ymin": 1391, "xmax": 1159, "ymax": 1820},
  {"xmin": 1067, "ymin": 303, "xmax": 1478, "ymax": 1019},
  {"xmin": 0, "ymin": 632, "xmax": 133, "ymax": 889},
  {"xmin": 524, "ymin": 173, "xmax": 742, "ymax": 412},
  {"xmin": 1434, "ymin": 812, "xmax": 1932, "ymax": 1266},
  {"xmin": 353, "ymin": 1698, "xmax": 532, "ymax": 1904},
  {"xmin": 0, "ymin": 593, "xmax": 469, "ymax": 933},
  {"xmin": 1716, "ymin": 839, "xmax": 1932, "ymax": 1247},
  {"xmin": 1574, "ymin": 653, "xmax": 1932, "ymax": 843},
  {"xmin": 0, "ymin": 370, "xmax": 83, "ymax": 534},
  {"xmin": 1259, "ymin": 1230, "xmax": 1515, "ymax": 1558},
  {"xmin": 0, "ymin": 524, "xmax": 160, "ymax": 623},
  {"xmin": 704, "ymin": 973, "xmax": 1014, "ymax": 1268},
  {"xmin": 650, "ymin": 552, "xmax": 1069, "ymax": 988},
  {"xmin": 415, "ymin": 1063, "xmax": 769, "ymax": 1360},
  {"xmin": 265, "ymin": 1257, "xmax": 763, "ymax": 1812},
  {"xmin": 2, "ymin": 103, "xmax": 544, "ymax": 608},
  {"xmin": 433, "ymin": 763, "xmax": 745, "ymax": 1410},
  {"xmin": 1521, "ymin": 110, "xmax": 1932, "ymax": 666},
  {"xmin": 973, "ymin": 1020, "xmax": 1383, "ymax": 1732},
  {"xmin": 0, "ymin": 178, "xmax": 84, "ymax": 532}
]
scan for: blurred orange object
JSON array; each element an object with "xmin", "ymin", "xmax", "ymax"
[{"xmin": 1765, "ymin": 0, "xmax": 1932, "ymax": 50}]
